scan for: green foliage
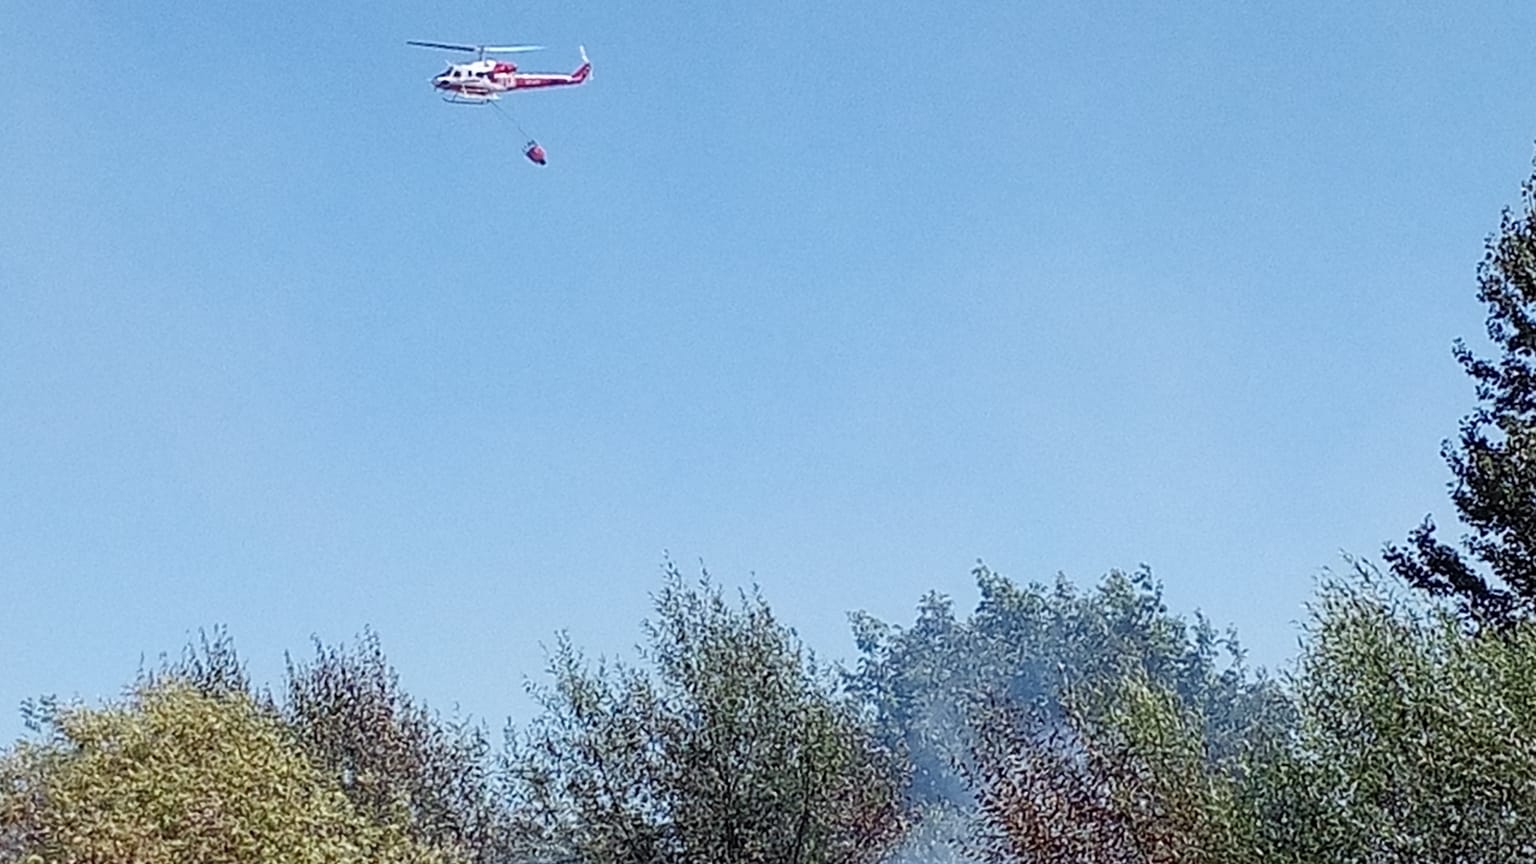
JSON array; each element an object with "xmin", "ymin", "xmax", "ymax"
[
  {"xmin": 1247, "ymin": 564, "xmax": 1536, "ymax": 862},
  {"xmin": 0, "ymin": 681, "xmax": 452, "ymax": 864},
  {"xmin": 281, "ymin": 630, "xmax": 514, "ymax": 864},
  {"xmin": 147, "ymin": 625, "xmax": 255, "ymax": 699},
  {"xmin": 847, "ymin": 564, "xmax": 1288, "ymax": 861},
  {"xmin": 134, "ymin": 626, "xmax": 511, "ymax": 863},
  {"xmin": 964, "ymin": 564, "xmax": 1536, "ymax": 864},
  {"xmin": 1387, "ymin": 160, "xmax": 1536, "ymax": 625},
  {"xmin": 505, "ymin": 563, "xmax": 909, "ymax": 864},
  {"xmin": 964, "ymin": 669, "xmax": 1258, "ymax": 864},
  {"xmin": 850, "ymin": 564, "xmax": 1286, "ymax": 788},
  {"xmin": 18, "ymin": 561, "xmax": 1536, "ymax": 863}
]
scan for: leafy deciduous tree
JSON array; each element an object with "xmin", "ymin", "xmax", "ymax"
[
  {"xmin": 282, "ymin": 630, "xmax": 513, "ymax": 864},
  {"xmin": 1249, "ymin": 565, "xmax": 1536, "ymax": 862},
  {"xmin": 963, "ymin": 564, "xmax": 1536, "ymax": 864},
  {"xmin": 0, "ymin": 681, "xmax": 452, "ymax": 864},
  {"xmin": 963, "ymin": 670, "xmax": 1259, "ymax": 864},
  {"xmin": 140, "ymin": 626, "xmax": 512, "ymax": 863},
  {"xmin": 505, "ymin": 564, "xmax": 909, "ymax": 864},
  {"xmin": 847, "ymin": 564, "xmax": 1288, "ymax": 863}
]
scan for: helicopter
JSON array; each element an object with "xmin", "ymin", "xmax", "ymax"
[
  {"xmin": 407, "ymin": 41, "xmax": 591, "ymax": 105},
  {"xmin": 408, "ymin": 40, "xmax": 590, "ymax": 165}
]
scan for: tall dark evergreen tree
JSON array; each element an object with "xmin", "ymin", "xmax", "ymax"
[{"xmin": 1387, "ymin": 163, "xmax": 1536, "ymax": 625}]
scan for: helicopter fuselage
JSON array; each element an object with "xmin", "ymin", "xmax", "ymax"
[{"xmin": 432, "ymin": 55, "xmax": 590, "ymax": 102}]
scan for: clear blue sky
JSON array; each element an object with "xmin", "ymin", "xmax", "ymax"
[{"xmin": 4, "ymin": 0, "xmax": 1536, "ymax": 741}]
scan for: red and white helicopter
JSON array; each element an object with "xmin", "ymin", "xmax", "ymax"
[
  {"xmin": 408, "ymin": 40, "xmax": 590, "ymax": 165},
  {"xmin": 408, "ymin": 40, "xmax": 590, "ymax": 104}
]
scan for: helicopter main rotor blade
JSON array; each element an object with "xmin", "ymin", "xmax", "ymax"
[
  {"xmin": 406, "ymin": 41, "xmax": 544, "ymax": 54},
  {"xmin": 407, "ymin": 40, "xmax": 480, "ymax": 52}
]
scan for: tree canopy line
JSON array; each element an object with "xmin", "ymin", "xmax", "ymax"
[{"xmin": 11, "ymin": 167, "xmax": 1536, "ymax": 864}]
